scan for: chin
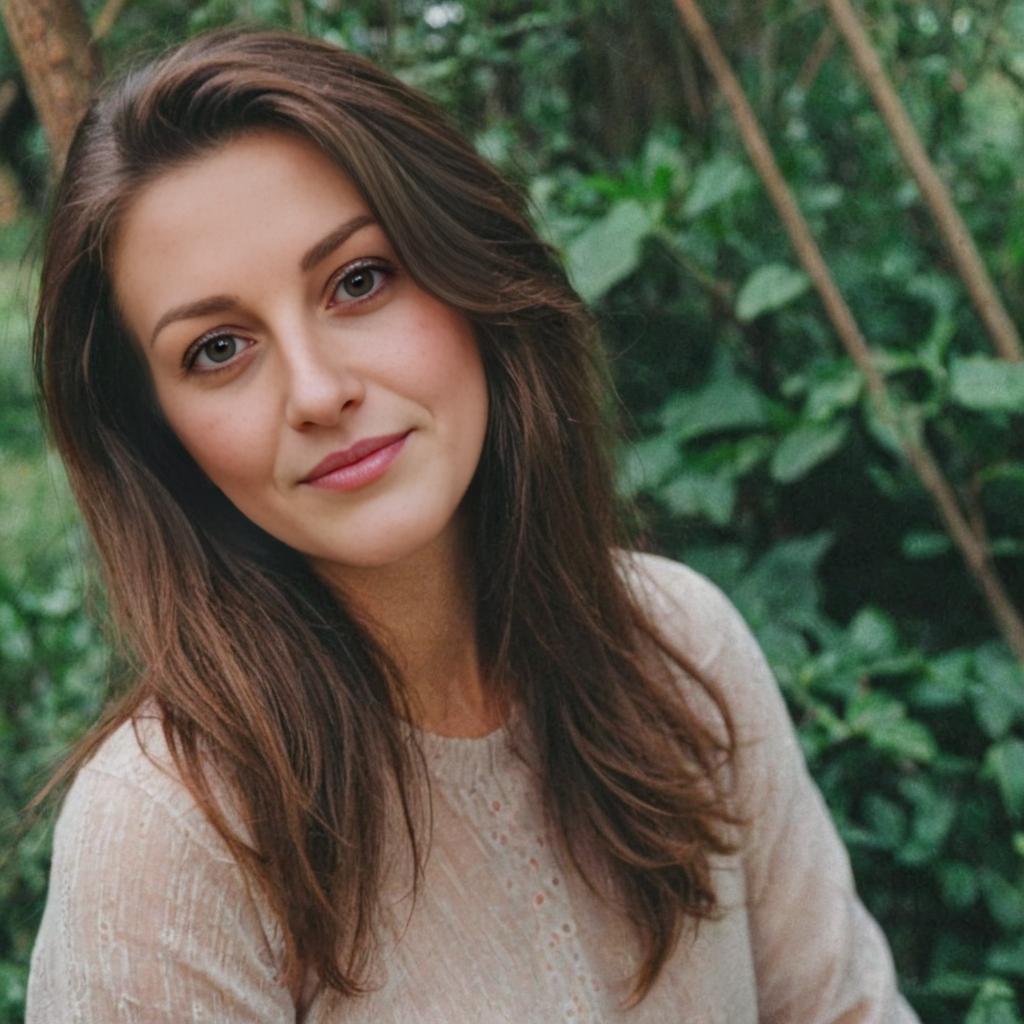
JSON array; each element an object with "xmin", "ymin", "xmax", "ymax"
[{"xmin": 304, "ymin": 522, "xmax": 460, "ymax": 576}]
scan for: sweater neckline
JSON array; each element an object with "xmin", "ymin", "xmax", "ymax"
[{"xmin": 406, "ymin": 707, "xmax": 527, "ymax": 787}]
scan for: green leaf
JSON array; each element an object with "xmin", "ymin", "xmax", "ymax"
[
  {"xmin": 966, "ymin": 979, "xmax": 1022, "ymax": 1024},
  {"xmin": 847, "ymin": 607, "xmax": 899, "ymax": 660},
  {"xmin": 950, "ymin": 357, "xmax": 1024, "ymax": 412},
  {"xmin": 661, "ymin": 471, "xmax": 736, "ymax": 526},
  {"xmin": 985, "ymin": 739, "xmax": 1024, "ymax": 819},
  {"xmin": 770, "ymin": 420, "xmax": 849, "ymax": 483},
  {"xmin": 736, "ymin": 263, "xmax": 811, "ymax": 322},
  {"xmin": 972, "ymin": 644, "xmax": 1024, "ymax": 739},
  {"xmin": 861, "ymin": 393, "xmax": 924, "ymax": 456},
  {"xmin": 871, "ymin": 717, "xmax": 938, "ymax": 764},
  {"xmin": 910, "ymin": 651, "xmax": 973, "ymax": 709},
  {"xmin": 901, "ymin": 530, "xmax": 952, "ymax": 559},
  {"xmin": 938, "ymin": 861, "xmax": 979, "ymax": 910},
  {"xmin": 617, "ymin": 433, "xmax": 682, "ymax": 498},
  {"xmin": 980, "ymin": 869, "xmax": 1024, "ymax": 930},
  {"xmin": 683, "ymin": 153, "xmax": 752, "ymax": 218},
  {"xmin": 862, "ymin": 794, "xmax": 907, "ymax": 849},
  {"xmin": 564, "ymin": 200, "xmax": 652, "ymax": 303},
  {"xmin": 894, "ymin": 776, "xmax": 956, "ymax": 864},
  {"xmin": 848, "ymin": 694, "xmax": 937, "ymax": 763},
  {"xmin": 659, "ymin": 359, "xmax": 768, "ymax": 442},
  {"xmin": 641, "ymin": 135, "xmax": 689, "ymax": 192},
  {"xmin": 733, "ymin": 533, "xmax": 833, "ymax": 628},
  {"xmin": 805, "ymin": 363, "xmax": 863, "ymax": 421},
  {"xmin": 988, "ymin": 933, "xmax": 1024, "ymax": 977}
]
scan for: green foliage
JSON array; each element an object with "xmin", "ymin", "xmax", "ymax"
[
  {"xmin": 3, "ymin": 0, "xmax": 1024, "ymax": 1021},
  {"xmin": 735, "ymin": 263, "xmax": 810, "ymax": 323},
  {"xmin": 0, "ymin": 234, "xmax": 108, "ymax": 1021}
]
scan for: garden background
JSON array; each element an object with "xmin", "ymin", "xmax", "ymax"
[{"xmin": 2, "ymin": 1, "xmax": 1024, "ymax": 1021}]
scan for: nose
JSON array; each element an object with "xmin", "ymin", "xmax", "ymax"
[{"xmin": 281, "ymin": 325, "xmax": 364, "ymax": 430}]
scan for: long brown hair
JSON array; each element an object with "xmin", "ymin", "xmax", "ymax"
[{"xmin": 33, "ymin": 28, "xmax": 736, "ymax": 1007}]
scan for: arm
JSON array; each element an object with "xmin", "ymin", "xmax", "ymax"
[
  {"xmin": 631, "ymin": 553, "xmax": 920, "ymax": 1023},
  {"xmin": 707, "ymin": 581, "xmax": 920, "ymax": 1023},
  {"xmin": 26, "ymin": 754, "xmax": 296, "ymax": 1024}
]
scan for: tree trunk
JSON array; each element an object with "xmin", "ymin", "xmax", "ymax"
[{"xmin": 1, "ymin": 0, "xmax": 101, "ymax": 172}]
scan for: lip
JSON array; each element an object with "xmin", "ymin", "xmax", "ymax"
[{"xmin": 301, "ymin": 430, "xmax": 412, "ymax": 491}]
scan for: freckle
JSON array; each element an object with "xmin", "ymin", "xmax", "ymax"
[
  {"xmin": 492, "ymin": 800, "xmax": 501, "ymax": 812},
  {"xmin": 537, "ymin": 836, "xmax": 545, "ymax": 845},
  {"xmin": 562, "ymin": 923, "xmax": 571, "ymax": 933},
  {"xmin": 551, "ymin": 876, "xmax": 559, "ymax": 885},
  {"xmin": 529, "ymin": 857, "xmax": 539, "ymax": 869},
  {"xmin": 534, "ymin": 893, "xmax": 545, "ymax": 906}
]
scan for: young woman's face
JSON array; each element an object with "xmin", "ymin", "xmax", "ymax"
[{"xmin": 112, "ymin": 130, "xmax": 489, "ymax": 574}]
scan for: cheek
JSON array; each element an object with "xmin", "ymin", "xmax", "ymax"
[
  {"xmin": 159, "ymin": 392, "xmax": 274, "ymax": 493},
  {"xmin": 412, "ymin": 308, "xmax": 488, "ymax": 422}
]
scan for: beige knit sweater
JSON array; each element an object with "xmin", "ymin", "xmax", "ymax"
[{"xmin": 27, "ymin": 553, "xmax": 921, "ymax": 1023}]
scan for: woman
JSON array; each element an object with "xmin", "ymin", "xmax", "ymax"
[{"xmin": 26, "ymin": 27, "xmax": 918, "ymax": 1023}]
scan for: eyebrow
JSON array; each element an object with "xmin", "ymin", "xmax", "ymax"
[{"xmin": 148, "ymin": 214, "xmax": 378, "ymax": 347}]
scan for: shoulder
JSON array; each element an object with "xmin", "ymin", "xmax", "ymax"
[
  {"xmin": 57, "ymin": 711, "xmax": 236, "ymax": 862},
  {"xmin": 615, "ymin": 549, "xmax": 767, "ymax": 682},
  {"xmin": 30, "ymin": 713, "xmax": 291, "ymax": 1021},
  {"xmin": 615, "ymin": 549, "xmax": 797, "ymax": 775}
]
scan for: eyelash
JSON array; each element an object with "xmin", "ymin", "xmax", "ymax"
[{"xmin": 181, "ymin": 258, "xmax": 396, "ymax": 374}]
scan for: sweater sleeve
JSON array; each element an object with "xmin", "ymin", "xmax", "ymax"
[
  {"xmin": 26, "ymin": 724, "xmax": 296, "ymax": 1024},
  {"xmin": 631, "ymin": 553, "xmax": 921, "ymax": 1024}
]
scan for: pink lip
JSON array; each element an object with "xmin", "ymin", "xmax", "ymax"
[{"xmin": 302, "ymin": 430, "xmax": 411, "ymax": 491}]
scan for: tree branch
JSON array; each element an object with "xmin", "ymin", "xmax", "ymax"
[
  {"xmin": 0, "ymin": 79, "xmax": 18, "ymax": 128},
  {"xmin": 92, "ymin": 0, "xmax": 129, "ymax": 41},
  {"xmin": 796, "ymin": 23, "xmax": 837, "ymax": 93},
  {"xmin": 671, "ymin": 0, "xmax": 1024, "ymax": 665},
  {"xmin": 1, "ymin": 0, "xmax": 101, "ymax": 172},
  {"xmin": 824, "ymin": 0, "xmax": 1023, "ymax": 363}
]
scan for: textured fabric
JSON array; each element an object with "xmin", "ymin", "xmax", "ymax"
[{"xmin": 27, "ymin": 553, "xmax": 921, "ymax": 1023}]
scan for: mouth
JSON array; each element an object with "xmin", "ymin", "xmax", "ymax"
[{"xmin": 301, "ymin": 430, "xmax": 412, "ymax": 491}]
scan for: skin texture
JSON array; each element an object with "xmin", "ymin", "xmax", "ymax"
[{"xmin": 111, "ymin": 130, "xmax": 496, "ymax": 734}]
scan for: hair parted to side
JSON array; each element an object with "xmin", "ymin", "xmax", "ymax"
[{"xmin": 33, "ymin": 27, "xmax": 738, "ymax": 1008}]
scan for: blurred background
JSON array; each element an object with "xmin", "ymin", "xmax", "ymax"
[{"xmin": 2, "ymin": 1, "xmax": 1024, "ymax": 1020}]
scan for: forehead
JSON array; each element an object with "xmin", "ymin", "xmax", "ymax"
[{"xmin": 110, "ymin": 131, "xmax": 372, "ymax": 330}]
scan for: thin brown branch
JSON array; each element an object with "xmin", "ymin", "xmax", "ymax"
[
  {"xmin": 964, "ymin": 471, "xmax": 990, "ymax": 549},
  {"xmin": 824, "ymin": 0, "xmax": 1023, "ymax": 363},
  {"xmin": 92, "ymin": 0, "xmax": 128, "ymax": 42},
  {"xmin": 671, "ymin": 0, "xmax": 1024, "ymax": 665},
  {"xmin": 796, "ymin": 23, "xmax": 837, "ymax": 93},
  {"xmin": 979, "ymin": 0, "xmax": 1011, "ymax": 72},
  {"xmin": 677, "ymin": 35, "xmax": 707, "ymax": 123},
  {"xmin": 653, "ymin": 227, "xmax": 737, "ymax": 320},
  {"xmin": 0, "ymin": 79, "xmax": 18, "ymax": 127},
  {"xmin": 997, "ymin": 57, "xmax": 1024, "ymax": 97}
]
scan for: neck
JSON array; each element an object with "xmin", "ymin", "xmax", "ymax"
[{"xmin": 314, "ymin": 519, "xmax": 503, "ymax": 737}]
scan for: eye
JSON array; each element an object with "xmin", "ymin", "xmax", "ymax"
[
  {"xmin": 185, "ymin": 332, "xmax": 251, "ymax": 373},
  {"xmin": 329, "ymin": 261, "xmax": 393, "ymax": 307}
]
